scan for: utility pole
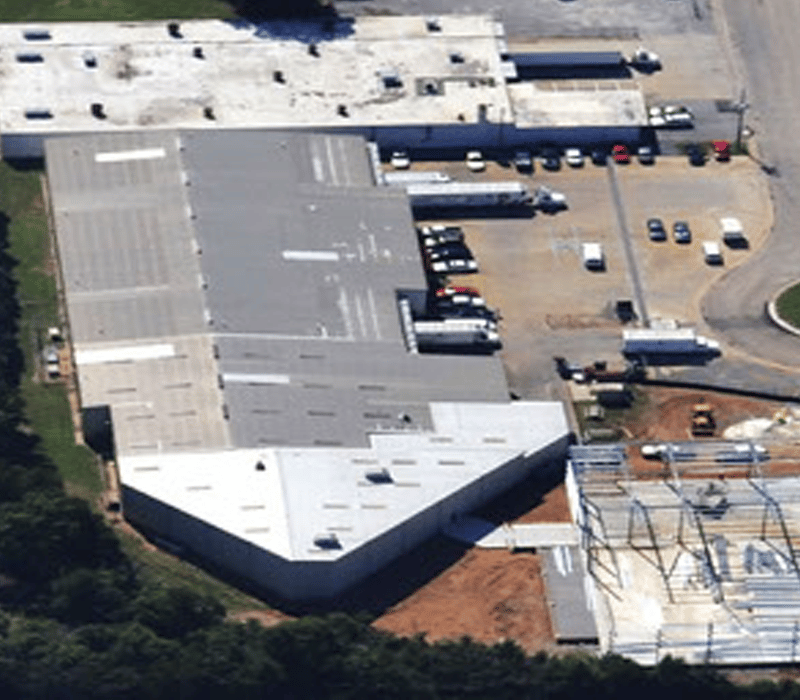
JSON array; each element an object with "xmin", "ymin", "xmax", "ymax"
[{"xmin": 735, "ymin": 87, "xmax": 749, "ymax": 152}]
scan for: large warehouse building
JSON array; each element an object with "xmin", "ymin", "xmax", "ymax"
[
  {"xmin": 0, "ymin": 15, "xmax": 647, "ymax": 157},
  {"xmin": 46, "ymin": 129, "xmax": 569, "ymax": 600}
]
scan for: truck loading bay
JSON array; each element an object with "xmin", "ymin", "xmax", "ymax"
[{"xmin": 414, "ymin": 153, "xmax": 771, "ymax": 401}]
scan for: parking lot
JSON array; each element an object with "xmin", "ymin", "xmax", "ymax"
[{"xmin": 413, "ymin": 152, "xmax": 771, "ymax": 398}]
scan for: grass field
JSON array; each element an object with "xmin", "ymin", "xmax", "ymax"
[
  {"xmin": 776, "ymin": 283, "xmax": 800, "ymax": 330},
  {"xmin": 0, "ymin": 0, "xmax": 233, "ymax": 22},
  {"xmin": 1, "ymin": 161, "xmax": 101, "ymax": 496}
]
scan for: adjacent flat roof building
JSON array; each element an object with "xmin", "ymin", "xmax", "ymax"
[
  {"xmin": 47, "ymin": 129, "xmax": 568, "ymax": 600},
  {"xmin": 4, "ymin": 15, "xmax": 646, "ymax": 157}
]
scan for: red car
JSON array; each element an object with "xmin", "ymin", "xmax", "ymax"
[
  {"xmin": 712, "ymin": 140, "xmax": 731, "ymax": 161},
  {"xmin": 612, "ymin": 144, "xmax": 630, "ymax": 164},
  {"xmin": 436, "ymin": 286, "xmax": 481, "ymax": 298}
]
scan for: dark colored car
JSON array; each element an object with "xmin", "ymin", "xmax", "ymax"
[
  {"xmin": 539, "ymin": 149, "xmax": 561, "ymax": 171},
  {"xmin": 687, "ymin": 144, "xmax": 706, "ymax": 166},
  {"xmin": 647, "ymin": 217, "xmax": 667, "ymax": 241},
  {"xmin": 434, "ymin": 302, "xmax": 497, "ymax": 320},
  {"xmin": 590, "ymin": 148, "xmax": 607, "ymax": 166},
  {"xmin": 673, "ymin": 221, "xmax": 692, "ymax": 243},
  {"xmin": 428, "ymin": 242, "xmax": 474, "ymax": 260}
]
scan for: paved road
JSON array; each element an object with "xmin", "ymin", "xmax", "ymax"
[
  {"xmin": 338, "ymin": 0, "xmax": 714, "ymax": 39},
  {"xmin": 701, "ymin": 0, "xmax": 800, "ymax": 371}
]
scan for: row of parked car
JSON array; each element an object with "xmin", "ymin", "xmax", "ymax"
[{"xmin": 418, "ymin": 224, "xmax": 479, "ymax": 275}]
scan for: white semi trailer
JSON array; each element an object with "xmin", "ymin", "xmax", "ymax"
[
  {"xmin": 622, "ymin": 328, "xmax": 720, "ymax": 357},
  {"xmin": 407, "ymin": 181, "xmax": 533, "ymax": 209}
]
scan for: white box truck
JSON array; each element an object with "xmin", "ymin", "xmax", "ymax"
[
  {"xmin": 702, "ymin": 241, "xmax": 723, "ymax": 265},
  {"xmin": 582, "ymin": 242, "xmax": 605, "ymax": 270},
  {"xmin": 721, "ymin": 217, "xmax": 747, "ymax": 247}
]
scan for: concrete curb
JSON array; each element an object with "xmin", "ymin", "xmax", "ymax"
[{"xmin": 766, "ymin": 281, "xmax": 800, "ymax": 338}]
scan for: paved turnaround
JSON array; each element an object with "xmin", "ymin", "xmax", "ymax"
[{"xmin": 702, "ymin": 0, "xmax": 800, "ymax": 371}]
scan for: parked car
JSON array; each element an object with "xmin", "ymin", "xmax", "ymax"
[
  {"xmin": 435, "ymin": 285, "xmax": 481, "ymax": 298},
  {"xmin": 612, "ymin": 144, "xmax": 630, "ymax": 164},
  {"xmin": 513, "ymin": 150, "xmax": 533, "ymax": 173},
  {"xmin": 647, "ymin": 217, "xmax": 667, "ymax": 241},
  {"xmin": 466, "ymin": 150, "xmax": 486, "ymax": 172},
  {"xmin": 434, "ymin": 302, "xmax": 497, "ymax": 320},
  {"xmin": 637, "ymin": 145, "xmax": 655, "ymax": 164},
  {"xmin": 419, "ymin": 225, "xmax": 464, "ymax": 248},
  {"xmin": 648, "ymin": 105, "xmax": 693, "ymax": 129},
  {"xmin": 673, "ymin": 221, "xmax": 692, "ymax": 243},
  {"xmin": 539, "ymin": 148, "xmax": 561, "ymax": 171},
  {"xmin": 713, "ymin": 140, "xmax": 731, "ymax": 161},
  {"xmin": 390, "ymin": 150, "xmax": 411, "ymax": 169},
  {"xmin": 590, "ymin": 148, "xmax": 607, "ymax": 166},
  {"xmin": 428, "ymin": 256, "xmax": 479, "ymax": 274},
  {"xmin": 564, "ymin": 147, "xmax": 584, "ymax": 167},
  {"xmin": 687, "ymin": 143, "xmax": 706, "ymax": 166}
]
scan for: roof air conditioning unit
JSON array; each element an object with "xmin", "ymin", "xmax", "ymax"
[
  {"xmin": 365, "ymin": 468, "xmax": 392, "ymax": 484},
  {"xmin": 313, "ymin": 533, "xmax": 341, "ymax": 549}
]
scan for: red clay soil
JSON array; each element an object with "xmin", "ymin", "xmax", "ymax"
[
  {"xmin": 371, "ymin": 483, "xmax": 569, "ymax": 652},
  {"xmin": 624, "ymin": 387, "xmax": 783, "ymax": 442},
  {"xmin": 373, "ymin": 548, "xmax": 554, "ymax": 653},
  {"xmin": 623, "ymin": 387, "xmax": 787, "ymax": 478}
]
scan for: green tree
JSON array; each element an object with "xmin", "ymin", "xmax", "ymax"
[
  {"xmin": 0, "ymin": 491, "xmax": 126, "ymax": 584},
  {"xmin": 133, "ymin": 584, "xmax": 225, "ymax": 639}
]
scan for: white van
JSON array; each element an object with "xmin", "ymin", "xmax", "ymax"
[
  {"xmin": 582, "ymin": 242, "xmax": 605, "ymax": 270},
  {"xmin": 702, "ymin": 241, "xmax": 723, "ymax": 265}
]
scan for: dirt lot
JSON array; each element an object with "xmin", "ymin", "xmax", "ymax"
[
  {"xmin": 373, "ymin": 548, "xmax": 554, "ymax": 653},
  {"xmin": 370, "ymin": 481, "xmax": 570, "ymax": 652},
  {"xmin": 623, "ymin": 386, "xmax": 783, "ymax": 443}
]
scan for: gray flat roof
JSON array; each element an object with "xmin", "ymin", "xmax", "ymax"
[{"xmin": 48, "ymin": 129, "xmax": 512, "ymax": 455}]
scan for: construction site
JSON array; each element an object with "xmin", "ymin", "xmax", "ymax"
[{"xmin": 568, "ymin": 428, "xmax": 800, "ymax": 665}]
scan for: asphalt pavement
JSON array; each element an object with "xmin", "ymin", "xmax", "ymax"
[{"xmin": 700, "ymin": 0, "xmax": 800, "ymax": 374}]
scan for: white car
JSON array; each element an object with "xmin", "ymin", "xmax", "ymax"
[
  {"xmin": 564, "ymin": 148, "xmax": 584, "ymax": 167},
  {"xmin": 390, "ymin": 150, "xmax": 411, "ymax": 169},
  {"xmin": 466, "ymin": 150, "xmax": 486, "ymax": 172}
]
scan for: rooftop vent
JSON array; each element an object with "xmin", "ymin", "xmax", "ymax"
[
  {"xmin": 449, "ymin": 52, "xmax": 465, "ymax": 64},
  {"xmin": 425, "ymin": 17, "xmax": 441, "ymax": 32},
  {"xmin": 167, "ymin": 22, "xmax": 182, "ymax": 39},
  {"xmin": 203, "ymin": 106, "xmax": 216, "ymax": 120},
  {"xmin": 419, "ymin": 79, "xmax": 442, "ymax": 96},
  {"xmin": 273, "ymin": 70, "xmax": 285, "ymax": 84},
  {"xmin": 83, "ymin": 52, "xmax": 97, "ymax": 69},
  {"xmin": 255, "ymin": 461, "xmax": 266, "ymax": 472},
  {"xmin": 313, "ymin": 533, "xmax": 341, "ymax": 550},
  {"xmin": 23, "ymin": 29, "xmax": 51, "ymax": 41},
  {"xmin": 365, "ymin": 468, "xmax": 393, "ymax": 484},
  {"xmin": 337, "ymin": 104, "xmax": 349, "ymax": 118},
  {"xmin": 24, "ymin": 108, "xmax": 53, "ymax": 120},
  {"xmin": 380, "ymin": 71, "xmax": 403, "ymax": 89},
  {"xmin": 193, "ymin": 46, "xmax": 204, "ymax": 59},
  {"xmin": 16, "ymin": 52, "xmax": 43, "ymax": 63},
  {"xmin": 90, "ymin": 103, "xmax": 106, "ymax": 120},
  {"xmin": 308, "ymin": 43, "xmax": 319, "ymax": 57}
]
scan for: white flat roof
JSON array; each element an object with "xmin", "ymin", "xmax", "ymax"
[
  {"xmin": 120, "ymin": 401, "xmax": 568, "ymax": 561},
  {"xmin": 0, "ymin": 16, "xmax": 515, "ymax": 133}
]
